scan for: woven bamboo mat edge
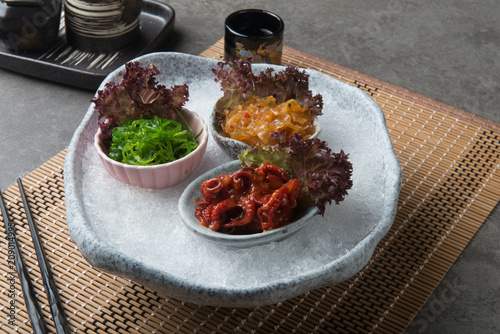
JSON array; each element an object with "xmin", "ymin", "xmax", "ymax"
[{"xmin": 283, "ymin": 46, "xmax": 500, "ymax": 133}]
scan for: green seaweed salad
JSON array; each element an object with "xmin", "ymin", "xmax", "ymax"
[
  {"xmin": 108, "ymin": 115, "xmax": 199, "ymax": 165},
  {"xmin": 92, "ymin": 61, "xmax": 201, "ymax": 166}
]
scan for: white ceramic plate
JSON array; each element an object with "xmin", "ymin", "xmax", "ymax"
[{"xmin": 64, "ymin": 52, "xmax": 401, "ymax": 307}]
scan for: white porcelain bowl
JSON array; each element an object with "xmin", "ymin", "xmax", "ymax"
[
  {"xmin": 94, "ymin": 108, "xmax": 208, "ymax": 189},
  {"xmin": 210, "ymin": 105, "xmax": 322, "ymax": 159},
  {"xmin": 178, "ymin": 160, "xmax": 319, "ymax": 248}
]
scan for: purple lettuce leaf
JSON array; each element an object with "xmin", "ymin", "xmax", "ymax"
[
  {"xmin": 212, "ymin": 58, "xmax": 323, "ymax": 125},
  {"xmin": 239, "ymin": 132, "xmax": 353, "ymax": 216},
  {"xmin": 91, "ymin": 61, "xmax": 189, "ymax": 144}
]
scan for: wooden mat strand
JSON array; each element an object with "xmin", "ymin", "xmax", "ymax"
[{"xmin": 1, "ymin": 39, "xmax": 499, "ymax": 334}]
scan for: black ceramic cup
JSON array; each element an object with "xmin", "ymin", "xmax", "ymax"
[
  {"xmin": 64, "ymin": 0, "xmax": 142, "ymax": 53},
  {"xmin": 224, "ymin": 9, "xmax": 284, "ymax": 65},
  {"xmin": 0, "ymin": 0, "xmax": 62, "ymax": 52}
]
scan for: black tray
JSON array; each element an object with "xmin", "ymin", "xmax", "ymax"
[{"xmin": 0, "ymin": 0, "xmax": 175, "ymax": 91}]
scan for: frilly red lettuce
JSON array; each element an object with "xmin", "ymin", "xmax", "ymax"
[
  {"xmin": 239, "ymin": 132, "xmax": 353, "ymax": 216},
  {"xmin": 91, "ymin": 61, "xmax": 189, "ymax": 144},
  {"xmin": 212, "ymin": 58, "xmax": 323, "ymax": 124}
]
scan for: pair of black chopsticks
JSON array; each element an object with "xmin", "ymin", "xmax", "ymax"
[{"xmin": 0, "ymin": 178, "xmax": 70, "ymax": 334}]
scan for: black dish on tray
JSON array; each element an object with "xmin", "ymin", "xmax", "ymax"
[{"xmin": 0, "ymin": 0, "xmax": 175, "ymax": 90}]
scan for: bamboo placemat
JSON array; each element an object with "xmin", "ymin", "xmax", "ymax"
[{"xmin": 1, "ymin": 39, "xmax": 499, "ymax": 333}]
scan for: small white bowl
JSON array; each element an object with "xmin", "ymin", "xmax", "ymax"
[
  {"xmin": 178, "ymin": 160, "xmax": 319, "ymax": 248},
  {"xmin": 210, "ymin": 106, "xmax": 322, "ymax": 159},
  {"xmin": 94, "ymin": 108, "xmax": 208, "ymax": 189}
]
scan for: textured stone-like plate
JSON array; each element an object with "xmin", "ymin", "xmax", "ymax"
[{"xmin": 64, "ymin": 52, "xmax": 402, "ymax": 307}]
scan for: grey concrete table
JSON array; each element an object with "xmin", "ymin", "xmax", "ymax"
[{"xmin": 1, "ymin": 1, "xmax": 498, "ymax": 333}]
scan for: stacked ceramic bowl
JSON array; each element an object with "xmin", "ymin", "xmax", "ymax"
[{"xmin": 64, "ymin": 0, "xmax": 142, "ymax": 53}]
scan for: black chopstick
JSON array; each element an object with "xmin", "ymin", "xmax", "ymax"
[
  {"xmin": 1, "ymin": 191, "xmax": 48, "ymax": 334},
  {"xmin": 17, "ymin": 178, "xmax": 71, "ymax": 334}
]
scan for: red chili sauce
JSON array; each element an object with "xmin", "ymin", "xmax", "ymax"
[{"xmin": 194, "ymin": 163, "xmax": 302, "ymax": 234}]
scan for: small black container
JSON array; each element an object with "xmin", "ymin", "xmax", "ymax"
[
  {"xmin": 0, "ymin": 0, "xmax": 62, "ymax": 52},
  {"xmin": 224, "ymin": 9, "xmax": 284, "ymax": 65},
  {"xmin": 64, "ymin": 0, "xmax": 142, "ymax": 53}
]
